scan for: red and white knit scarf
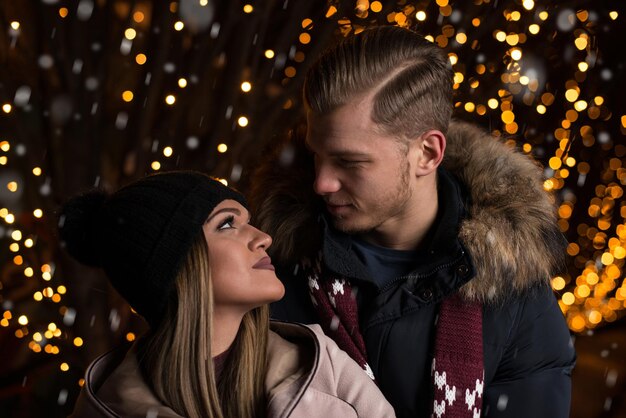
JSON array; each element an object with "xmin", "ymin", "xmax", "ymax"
[{"xmin": 304, "ymin": 258, "xmax": 484, "ymax": 418}]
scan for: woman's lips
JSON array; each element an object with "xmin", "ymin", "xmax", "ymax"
[{"xmin": 253, "ymin": 256, "xmax": 275, "ymax": 271}]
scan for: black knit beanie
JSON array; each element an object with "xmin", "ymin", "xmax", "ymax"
[{"xmin": 58, "ymin": 171, "xmax": 247, "ymax": 329}]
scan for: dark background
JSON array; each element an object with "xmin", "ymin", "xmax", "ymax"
[{"xmin": 0, "ymin": 1, "xmax": 625, "ymax": 416}]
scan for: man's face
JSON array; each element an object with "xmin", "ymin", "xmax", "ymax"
[{"xmin": 305, "ymin": 95, "xmax": 416, "ymax": 235}]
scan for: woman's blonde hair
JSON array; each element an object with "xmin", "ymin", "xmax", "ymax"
[{"xmin": 138, "ymin": 232, "xmax": 269, "ymax": 418}]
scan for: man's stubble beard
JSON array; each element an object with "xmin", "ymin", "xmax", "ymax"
[{"xmin": 331, "ymin": 159, "xmax": 412, "ymax": 235}]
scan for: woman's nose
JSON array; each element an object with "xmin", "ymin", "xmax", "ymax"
[{"xmin": 250, "ymin": 227, "xmax": 272, "ymax": 251}]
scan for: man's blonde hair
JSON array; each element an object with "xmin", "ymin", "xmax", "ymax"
[{"xmin": 304, "ymin": 26, "xmax": 453, "ymax": 139}]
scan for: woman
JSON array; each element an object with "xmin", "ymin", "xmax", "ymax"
[{"xmin": 59, "ymin": 171, "xmax": 395, "ymax": 418}]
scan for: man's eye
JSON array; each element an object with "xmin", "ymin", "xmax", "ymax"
[
  {"xmin": 339, "ymin": 159, "xmax": 364, "ymax": 168},
  {"xmin": 218, "ymin": 216, "xmax": 235, "ymax": 230}
]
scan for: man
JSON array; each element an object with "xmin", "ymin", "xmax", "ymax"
[{"xmin": 250, "ymin": 26, "xmax": 575, "ymax": 418}]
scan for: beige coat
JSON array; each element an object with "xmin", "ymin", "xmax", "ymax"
[{"xmin": 71, "ymin": 322, "xmax": 395, "ymax": 417}]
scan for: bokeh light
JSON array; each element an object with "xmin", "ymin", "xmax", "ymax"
[{"xmin": 0, "ymin": 3, "xmax": 624, "ymax": 417}]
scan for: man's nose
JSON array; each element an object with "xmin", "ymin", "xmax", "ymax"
[{"xmin": 313, "ymin": 164, "xmax": 341, "ymax": 195}]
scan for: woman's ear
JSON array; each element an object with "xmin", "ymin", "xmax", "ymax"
[{"xmin": 409, "ymin": 130, "xmax": 446, "ymax": 176}]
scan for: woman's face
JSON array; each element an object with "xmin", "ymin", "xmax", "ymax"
[{"xmin": 202, "ymin": 199, "xmax": 285, "ymax": 314}]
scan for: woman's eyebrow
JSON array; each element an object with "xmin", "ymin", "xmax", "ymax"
[{"xmin": 206, "ymin": 207, "xmax": 242, "ymax": 223}]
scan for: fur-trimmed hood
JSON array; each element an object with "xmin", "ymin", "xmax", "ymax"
[{"xmin": 250, "ymin": 120, "xmax": 566, "ymax": 304}]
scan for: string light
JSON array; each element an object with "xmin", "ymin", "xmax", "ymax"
[
  {"xmin": 133, "ymin": 12, "xmax": 144, "ymax": 23},
  {"xmin": 284, "ymin": 67, "xmax": 296, "ymax": 77},
  {"xmin": 299, "ymin": 33, "xmax": 311, "ymax": 44},
  {"xmin": 124, "ymin": 28, "xmax": 137, "ymax": 40},
  {"xmin": 510, "ymin": 48, "xmax": 522, "ymax": 60}
]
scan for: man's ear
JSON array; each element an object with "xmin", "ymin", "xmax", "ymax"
[{"xmin": 410, "ymin": 130, "xmax": 446, "ymax": 176}]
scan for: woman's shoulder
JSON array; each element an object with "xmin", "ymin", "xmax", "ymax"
[
  {"xmin": 267, "ymin": 321, "xmax": 317, "ymax": 387},
  {"xmin": 268, "ymin": 321, "xmax": 342, "ymax": 373},
  {"xmin": 268, "ymin": 321, "xmax": 332, "ymax": 351},
  {"xmin": 267, "ymin": 321, "xmax": 395, "ymax": 417},
  {"xmin": 71, "ymin": 343, "xmax": 181, "ymax": 418}
]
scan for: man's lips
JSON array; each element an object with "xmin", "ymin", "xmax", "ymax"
[
  {"xmin": 326, "ymin": 202, "xmax": 351, "ymax": 207},
  {"xmin": 326, "ymin": 202, "xmax": 352, "ymax": 214},
  {"xmin": 253, "ymin": 256, "xmax": 275, "ymax": 271}
]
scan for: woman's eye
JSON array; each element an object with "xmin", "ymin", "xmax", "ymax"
[{"xmin": 218, "ymin": 216, "xmax": 235, "ymax": 230}]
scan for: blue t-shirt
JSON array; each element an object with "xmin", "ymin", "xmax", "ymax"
[{"xmin": 350, "ymin": 237, "xmax": 418, "ymax": 290}]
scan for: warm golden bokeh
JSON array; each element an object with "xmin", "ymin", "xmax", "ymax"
[{"xmin": 0, "ymin": 6, "xmax": 623, "ymax": 415}]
